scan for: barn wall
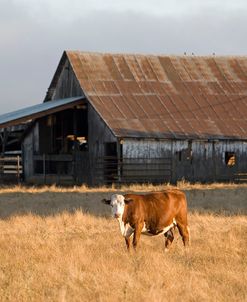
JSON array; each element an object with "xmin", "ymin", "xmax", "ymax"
[
  {"xmin": 122, "ymin": 139, "xmax": 172, "ymax": 183},
  {"xmin": 122, "ymin": 139, "xmax": 172, "ymax": 158},
  {"xmin": 50, "ymin": 59, "xmax": 84, "ymax": 100},
  {"xmin": 88, "ymin": 104, "xmax": 117, "ymax": 185},
  {"xmin": 122, "ymin": 139, "xmax": 247, "ymax": 183},
  {"xmin": 172, "ymin": 140, "xmax": 247, "ymax": 182}
]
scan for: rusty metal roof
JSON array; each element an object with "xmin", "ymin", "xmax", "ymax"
[{"xmin": 65, "ymin": 51, "xmax": 247, "ymax": 140}]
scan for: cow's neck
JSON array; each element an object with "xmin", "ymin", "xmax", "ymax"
[{"xmin": 117, "ymin": 217, "xmax": 134, "ymax": 238}]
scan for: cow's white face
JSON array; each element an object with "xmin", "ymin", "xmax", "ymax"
[{"xmin": 110, "ymin": 194, "xmax": 125, "ymax": 219}]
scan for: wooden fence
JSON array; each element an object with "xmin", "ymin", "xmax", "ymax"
[
  {"xmin": 0, "ymin": 155, "xmax": 22, "ymax": 183},
  {"xmin": 234, "ymin": 172, "xmax": 247, "ymax": 183}
]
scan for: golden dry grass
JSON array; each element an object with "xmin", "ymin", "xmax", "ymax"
[{"xmin": 0, "ymin": 184, "xmax": 246, "ymax": 302}]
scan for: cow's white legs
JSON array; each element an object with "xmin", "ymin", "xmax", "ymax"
[{"xmin": 118, "ymin": 218, "xmax": 134, "ymax": 250}]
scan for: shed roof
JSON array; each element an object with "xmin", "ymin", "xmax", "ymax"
[
  {"xmin": 60, "ymin": 51, "xmax": 247, "ymax": 140},
  {"xmin": 0, "ymin": 97, "xmax": 85, "ymax": 129}
]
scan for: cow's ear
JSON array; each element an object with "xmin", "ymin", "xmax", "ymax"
[
  {"xmin": 102, "ymin": 199, "xmax": 111, "ymax": 205},
  {"xmin": 124, "ymin": 198, "xmax": 133, "ymax": 204}
]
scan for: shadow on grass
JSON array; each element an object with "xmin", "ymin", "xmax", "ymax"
[
  {"xmin": 0, "ymin": 192, "xmax": 113, "ymax": 219},
  {"xmin": 0, "ymin": 188, "xmax": 246, "ymax": 219}
]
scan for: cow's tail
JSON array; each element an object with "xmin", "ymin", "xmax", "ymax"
[{"xmin": 187, "ymin": 226, "xmax": 191, "ymax": 246}]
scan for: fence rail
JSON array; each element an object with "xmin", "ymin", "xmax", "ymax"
[
  {"xmin": 0, "ymin": 155, "xmax": 22, "ymax": 182},
  {"xmin": 94, "ymin": 156, "xmax": 172, "ymax": 184},
  {"xmin": 234, "ymin": 173, "xmax": 247, "ymax": 183}
]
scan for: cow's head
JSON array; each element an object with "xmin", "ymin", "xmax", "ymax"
[{"xmin": 102, "ymin": 194, "xmax": 129, "ymax": 219}]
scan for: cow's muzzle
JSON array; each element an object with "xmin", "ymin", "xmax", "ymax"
[{"xmin": 114, "ymin": 213, "xmax": 121, "ymax": 219}]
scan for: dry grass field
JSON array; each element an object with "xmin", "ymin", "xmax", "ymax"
[{"xmin": 0, "ymin": 183, "xmax": 246, "ymax": 302}]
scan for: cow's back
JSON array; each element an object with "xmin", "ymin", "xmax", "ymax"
[{"xmin": 124, "ymin": 190, "xmax": 187, "ymax": 225}]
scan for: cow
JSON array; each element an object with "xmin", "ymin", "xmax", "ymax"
[{"xmin": 102, "ymin": 190, "xmax": 190, "ymax": 251}]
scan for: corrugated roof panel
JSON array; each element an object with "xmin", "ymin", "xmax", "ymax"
[
  {"xmin": 139, "ymin": 95, "xmax": 161, "ymax": 118},
  {"xmin": 102, "ymin": 55, "xmax": 122, "ymax": 80},
  {"xmin": 206, "ymin": 58, "xmax": 227, "ymax": 81},
  {"xmin": 113, "ymin": 55, "xmax": 135, "ymax": 80},
  {"xmin": 182, "ymin": 94, "xmax": 207, "ymax": 119},
  {"xmin": 77, "ymin": 53, "xmax": 95, "ymax": 81},
  {"xmin": 89, "ymin": 96, "xmax": 113, "ymax": 119},
  {"xmin": 115, "ymin": 80, "xmax": 141, "ymax": 95},
  {"xmin": 171, "ymin": 95, "xmax": 195, "ymax": 119},
  {"xmin": 99, "ymin": 96, "xmax": 125, "ymax": 118},
  {"xmin": 123, "ymin": 96, "xmax": 148, "ymax": 118},
  {"xmin": 236, "ymin": 81, "xmax": 247, "ymax": 94},
  {"xmin": 222, "ymin": 98, "xmax": 241, "ymax": 119},
  {"xmin": 87, "ymin": 53, "xmax": 112, "ymax": 80},
  {"xmin": 160, "ymin": 82, "xmax": 177, "ymax": 95},
  {"xmin": 214, "ymin": 57, "xmax": 237, "ymax": 81},
  {"xmin": 68, "ymin": 52, "xmax": 89, "ymax": 80},
  {"xmin": 159, "ymin": 95, "xmax": 183, "ymax": 120},
  {"xmin": 124, "ymin": 55, "xmax": 146, "ymax": 81},
  {"xmin": 77, "ymin": 79, "xmax": 95, "ymax": 95},
  {"xmin": 192, "ymin": 57, "xmax": 216, "ymax": 81},
  {"xmin": 171, "ymin": 57, "xmax": 191, "ymax": 81},
  {"xmin": 180, "ymin": 57, "xmax": 199, "ymax": 80},
  {"xmin": 176, "ymin": 119, "xmax": 195, "ymax": 137},
  {"xmin": 148, "ymin": 95, "xmax": 171, "ymax": 117},
  {"xmin": 111, "ymin": 96, "xmax": 137, "ymax": 119},
  {"xmin": 229, "ymin": 58, "xmax": 247, "ymax": 81},
  {"xmin": 159, "ymin": 57, "xmax": 181, "ymax": 83},
  {"xmin": 136, "ymin": 56, "xmax": 158, "ymax": 81},
  {"xmin": 138, "ymin": 81, "xmax": 154, "ymax": 94},
  {"xmin": 147, "ymin": 56, "xmax": 170, "ymax": 81}
]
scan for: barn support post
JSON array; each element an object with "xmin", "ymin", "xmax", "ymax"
[
  {"xmin": 0, "ymin": 128, "xmax": 8, "ymax": 156},
  {"xmin": 43, "ymin": 153, "xmax": 46, "ymax": 184},
  {"xmin": 17, "ymin": 155, "xmax": 20, "ymax": 184},
  {"xmin": 117, "ymin": 139, "xmax": 122, "ymax": 183},
  {"xmin": 171, "ymin": 140, "xmax": 175, "ymax": 183},
  {"xmin": 212, "ymin": 141, "xmax": 217, "ymax": 182}
]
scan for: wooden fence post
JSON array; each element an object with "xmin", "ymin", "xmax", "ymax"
[{"xmin": 17, "ymin": 155, "xmax": 20, "ymax": 184}]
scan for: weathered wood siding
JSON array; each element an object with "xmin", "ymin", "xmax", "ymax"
[
  {"xmin": 88, "ymin": 104, "xmax": 116, "ymax": 185},
  {"xmin": 122, "ymin": 139, "xmax": 172, "ymax": 182},
  {"xmin": 50, "ymin": 59, "xmax": 83, "ymax": 100},
  {"xmin": 22, "ymin": 123, "xmax": 39, "ymax": 181},
  {"xmin": 122, "ymin": 139, "xmax": 247, "ymax": 183}
]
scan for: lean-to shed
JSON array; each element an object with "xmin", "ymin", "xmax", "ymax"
[{"xmin": 1, "ymin": 51, "xmax": 247, "ymax": 185}]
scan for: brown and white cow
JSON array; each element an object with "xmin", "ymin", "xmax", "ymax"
[{"xmin": 102, "ymin": 190, "xmax": 190, "ymax": 251}]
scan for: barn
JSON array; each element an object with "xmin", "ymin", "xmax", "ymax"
[{"xmin": 1, "ymin": 51, "xmax": 247, "ymax": 185}]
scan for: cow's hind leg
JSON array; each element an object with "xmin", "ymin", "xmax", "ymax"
[
  {"xmin": 164, "ymin": 228, "xmax": 174, "ymax": 252},
  {"xmin": 125, "ymin": 237, "xmax": 131, "ymax": 250},
  {"xmin": 133, "ymin": 223, "xmax": 143, "ymax": 250},
  {"xmin": 176, "ymin": 222, "xmax": 190, "ymax": 248}
]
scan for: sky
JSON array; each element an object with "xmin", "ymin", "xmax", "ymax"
[{"xmin": 1, "ymin": 0, "xmax": 247, "ymax": 114}]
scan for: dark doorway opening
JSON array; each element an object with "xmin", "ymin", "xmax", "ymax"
[{"xmin": 104, "ymin": 142, "xmax": 117, "ymax": 183}]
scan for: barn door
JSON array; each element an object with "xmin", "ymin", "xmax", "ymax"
[
  {"xmin": 104, "ymin": 142, "xmax": 118, "ymax": 183},
  {"xmin": 73, "ymin": 151, "xmax": 90, "ymax": 184}
]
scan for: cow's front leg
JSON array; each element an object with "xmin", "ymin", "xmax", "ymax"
[
  {"xmin": 133, "ymin": 222, "xmax": 143, "ymax": 249},
  {"xmin": 123, "ymin": 224, "xmax": 134, "ymax": 251}
]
